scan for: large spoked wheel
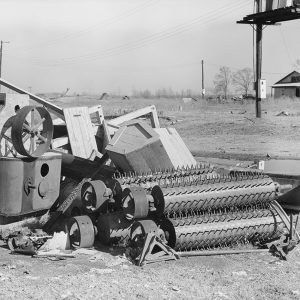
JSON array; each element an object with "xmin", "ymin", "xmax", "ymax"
[
  {"xmin": 0, "ymin": 116, "xmax": 18, "ymax": 157},
  {"xmin": 11, "ymin": 106, "xmax": 53, "ymax": 157}
]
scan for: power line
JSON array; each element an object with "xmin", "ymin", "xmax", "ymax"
[
  {"xmin": 9, "ymin": 0, "xmax": 249, "ymax": 66},
  {"xmin": 278, "ymin": 26, "xmax": 294, "ymax": 65},
  {"xmin": 55, "ymin": 1, "xmax": 249, "ymax": 64},
  {"xmin": 12, "ymin": 0, "xmax": 160, "ymax": 53}
]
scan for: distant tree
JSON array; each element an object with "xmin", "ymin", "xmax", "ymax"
[
  {"xmin": 213, "ymin": 66, "xmax": 232, "ymax": 99},
  {"xmin": 295, "ymin": 59, "xmax": 300, "ymax": 71},
  {"xmin": 232, "ymin": 67, "xmax": 254, "ymax": 96}
]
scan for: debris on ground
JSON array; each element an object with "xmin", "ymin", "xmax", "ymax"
[
  {"xmin": 0, "ymin": 83, "xmax": 299, "ymax": 286},
  {"xmin": 276, "ymin": 111, "xmax": 289, "ymax": 116}
]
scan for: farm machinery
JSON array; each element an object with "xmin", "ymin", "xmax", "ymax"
[{"xmin": 0, "ymin": 78, "xmax": 299, "ymax": 264}]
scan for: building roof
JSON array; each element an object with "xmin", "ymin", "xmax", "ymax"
[
  {"xmin": 272, "ymin": 83, "xmax": 300, "ymax": 88},
  {"xmin": 274, "ymin": 70, "xmax": 300, "ymax": 85}
]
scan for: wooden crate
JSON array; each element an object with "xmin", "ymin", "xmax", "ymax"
[
  {"xmin": 105, "ymin": 121, "xmax": 173, "ymax": 173},
  {"xmin": 154, "ymin": 128, "xmax": 196, "ymax": 168}
]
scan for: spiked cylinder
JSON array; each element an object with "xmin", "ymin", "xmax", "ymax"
[{"xmin": 159, "ymin": 207, "xmax": 285, "ymax": 251}]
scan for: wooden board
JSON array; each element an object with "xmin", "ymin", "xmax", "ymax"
[
  {"xmin": 105, "ymin": 121, "xmax": 173, "ymax": 173},
  {"xmin": 258, "ymin": 159, "xmax": 300, "ymax": 176},
  {"xmin": 154, "ymin": 127, "xmax": 197, "ymax": 168},
  {"xmin": 63, "ymin": 107, "xmax": 98, "ymax": 159},
  {"xmin": 108, "ymin": 105, "xmax": 160, "ymax": 128}
]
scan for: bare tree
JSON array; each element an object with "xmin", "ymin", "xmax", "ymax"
[
  {"xmin": 232, "ymin": 67, "xmax": 254, "ymax": 96},
  {"xmin": 295, "ymin": 59, "xmax": 300, "ymax": 71},
  {"xmin": 214, "ymin": 66, "xmax": 232, "ymax": 99}
]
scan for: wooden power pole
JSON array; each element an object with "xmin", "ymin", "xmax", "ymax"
[
  {"xmin": 237, "ymin": 1, "xmax": 300, "ymax": 118},
  {"xmin": 201, "ymin": 59, "xmax": 205, "ymax": 99},
  {"xmin": 256, "ymin": 0, "xmax": 262, "ymax": 118},
  {"xmin": 0, "ymin": 40, "xmax": 10, "ymax": 92}
]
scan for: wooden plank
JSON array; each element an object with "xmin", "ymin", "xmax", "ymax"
[
  {"xmin": 0, "ymin": 78, "xmax": 64, "ymax": 119},
  {"xmin": 154, "ymin": 128, "xmax": 196, "ymax": 168},
  {"xmin": 149, "ymin": 106, "xmax": 160, "ymax": 128},
  {"xmin": 107, "ymin": 123, "xmax": 120, "ymax": 136},
  {"xmin": 51, "ymin": 136, "xmax": 69, "ymax": 149},
  {"xmin": 108, "ymin": 105, "xmax": 160, "ymax": 128},
  {"xmin": 167, "ymin": 128, "xmax": 196, "ymax": 166},
  {"xmin": 63, "ymin": 107, "xmax": 99, "ymax": 159},
  {"xmin": 89, "ymin": 105, "xmax": 104, "ymax": 125},
  {"xmin": 258, "ymin": 159, "xmax": 300, "ymax": 176},
  {"xmin": 154, "ymin": 128, "xmax": 182, "ymax": 168},
  {"xmin": 102, "ymin": 120, "xmax": 112, "ymax": 153}
]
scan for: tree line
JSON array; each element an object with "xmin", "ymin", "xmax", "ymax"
[
  {"xmin": 213, "ymin": 67, "xmax": 254, "ymax": 99},
  {"xmin": 131, "ymin": 88, "xmax": 196, "ymax": 99},
  {"xmin": 127, "ymin": 66, "xmax": 255, "ymax": 99}
]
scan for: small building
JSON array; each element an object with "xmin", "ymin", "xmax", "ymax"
[{"xmin": 271, "ymin": 70, "xmax": 300, "ymax": 98}]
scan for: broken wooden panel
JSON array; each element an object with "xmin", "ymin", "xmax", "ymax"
[
  {"xmin": 105, "ymin": 121, "xmax": 173, "ymax": 173},
  {"xmin": 89, "ymin": 105, "xmax": 104, "ymax": 125},
  {"xmin": 154, "ymin": 127, "xmax": 197, "ymax": 168},
  {"xmin": 108, "ymin": 105, "xmax": 160, "ymax": 128},
  {"xmin": 63, "ymin": 107, "xmax": 99, "ymax": 159}
]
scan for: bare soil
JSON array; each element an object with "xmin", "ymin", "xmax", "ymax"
[
  {"xmin": 1, "ymin": 242, "xmax": 300, "ymax": 300},
  {"xmin": 3, "ymin": 96, "xmax": 300, "ymax": 299}
]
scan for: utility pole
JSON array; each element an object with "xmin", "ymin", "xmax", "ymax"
[
  {"xmin": 201, "ymin": 59, "xmax": 205, "ymax": 99},
  {"xmin": 255, "ymin": 0, "xmax": 262, "ymax": 118},
  {"xmin": 237, "ymin": 0, "xmax": 300, "ymax": 118},
  {"xmin": 0, "ymin": 40, "xmax": 10, "ymax": 92}
]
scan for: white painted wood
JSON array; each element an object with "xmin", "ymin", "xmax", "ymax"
[
  {"xmin": 63, "ymin": 107, "xmax": 98, "ymax": 159},
  {"xmin": 108, "ymin": 105, "xmax": 160, "ymax": 128}
]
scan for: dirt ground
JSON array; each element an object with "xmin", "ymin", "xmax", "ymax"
[
  {"xmin": 2, "ymin": 96, "xmax": 300, "ymax": 300},
  {"xmin": 1, "ymin": 241, "xmax": 300, "ymax": 300}
]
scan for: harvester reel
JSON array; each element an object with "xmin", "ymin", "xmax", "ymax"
[
  {"xmin": 11, "ymin": 106, "xmax": 53, "ymax": 157},
  {"xmin": 0, "ymin": 116, "xmax": 18, "ymax": 157}
]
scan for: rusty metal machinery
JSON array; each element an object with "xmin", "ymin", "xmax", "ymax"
[
  {"xmin": 156, "ymin": 207, "xmax": 284, "ymax": 251},
  {"xmin": 0, "ymin": 152, "xmax": 62, "ymax": 224},
  {"xmin": 0, "ymin": 116, "xmax": 18, "ymax": 157},
  {"xmin": 11, "ymin": 106, "xmax": 53, "ymax": 158},
  {"xmin": 119, "ymin": 174, "xmax": 278, "ymax": 218},
  {"xmin": 97, "ymin": 211, "xmax": 133, "ymax": 246},
  {"xmin": 115, "ymin": 163, "xmax": 217, "ymax": 190},
  {"xmin": 81, "ymin": 180, "xmax": 113, "ymax": 214},
  {"xmin": 67, "ymin": 215, "xmax": 96, "ymax": 248},
  {"xmin": 0, "ymin": 105, "xmax": 59, "ymax": 224},
  {"xmin": 121, "ymin": 186, "xmax": 164, "ymax": 220},
  {"xmin": 160, "ymin": 174, "xmax": 278, "ymax": 217},
  {"xmin": 91, "ymin": 170, "xmax": 286, "ymax": 253}
]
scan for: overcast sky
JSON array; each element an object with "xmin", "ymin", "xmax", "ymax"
[{"xmin": 0, "ymin": 0, "xmax": 299, "ymax": 95}]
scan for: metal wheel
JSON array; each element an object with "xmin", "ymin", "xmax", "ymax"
[
  {"xmin": 130, "ymin": 219, "xmax": 158, "ymax": 244},
  {"xmin": 0, "ymin": 116, "xmax": 18, "ymax": 157},
  {"xmin": 151, "ymin": 185, "xmax": 165, "ymax": 216},
  {"xmin": 81, "ymin": 180, "xmax": 111, "ymax": 214},
  {"xmin": 11, "ymin": 106, "xmax": 53, "ymax": 157},
  {"xmin": 67, "ymin": 215, "xmax": 95, "ymax": 248},
  {"xmin": 122, "ymin": 187, "xmax": 149, "ymax": 220}
]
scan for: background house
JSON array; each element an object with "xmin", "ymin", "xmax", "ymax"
[{"xmin": 272, "ymin": 70, "xmax": 300, "ymax": 98}]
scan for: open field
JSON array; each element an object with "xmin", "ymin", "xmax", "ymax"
[
  {"xmin": 51, "ymin": 95, "xmax": 300, "ymax": 160},
  {"xmin": 2, "ymin": 95, "xmax": 300, "ymax": 300}
]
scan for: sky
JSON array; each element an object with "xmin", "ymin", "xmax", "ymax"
[{"xmin": 0, "ymin": 0, "xmax": 299, "ymax": 95}]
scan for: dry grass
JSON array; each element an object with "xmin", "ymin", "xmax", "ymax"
[{"xmin": 49, "ymin": 95, "xmax": 300, "ymax": 160}]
